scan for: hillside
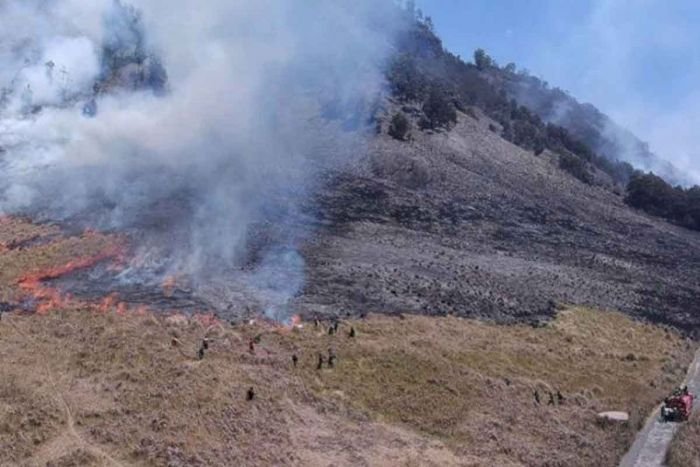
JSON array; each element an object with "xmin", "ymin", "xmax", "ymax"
[
  {"xmin": 489, "ymin": 67, "xmax": 688, "ymax": 185},
  {"xmin": 2, "ymin": 3, "xmax": 700, "ymax": 466},
  {"xmin": 0, "ymin": 301, "xmax": 692, "ymax": 466},
  {"xmin": 0, "ymin": 219, "xmax": 695, "ymax": 466},
  {"xmin": 298, "ymin": 103, "xmax": 700, "ymax": 334}
]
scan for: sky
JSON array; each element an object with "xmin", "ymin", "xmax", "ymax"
[{"xmin": 419, "ymin": 0, "xmax": 700, "ymax": 179}]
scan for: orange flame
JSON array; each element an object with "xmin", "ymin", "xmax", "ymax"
[{"xmin": 18, "ymin": 243, "xmax": 126, "ymax": 314}]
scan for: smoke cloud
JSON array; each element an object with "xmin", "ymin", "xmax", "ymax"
[
  {"xmin": 0, "ymin": 0, "xmax": 400, "ymax": 318},
  {"xmin": 526, "ymin": 0, "xmax": 700, "ymax": 184}
]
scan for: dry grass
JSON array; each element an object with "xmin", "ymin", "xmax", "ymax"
[
  {"xmin": 285, "ymin": 309, "xmax": 693, "ymax": 466},
  {"xmin": 0, "ymin": 307, "xmax": 692, "ymax": 467},
  {"xmin": 0, "ymin": 218, "xmax": 120, "ymax": 302},
  {"xmin": 667, "ymin": 412, "xmax": 700, "ymax": 467}
]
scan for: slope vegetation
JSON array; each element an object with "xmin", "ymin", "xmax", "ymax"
[{"xmin": 1, "ymin": 305, "xmax": 692, "ymax": 467}]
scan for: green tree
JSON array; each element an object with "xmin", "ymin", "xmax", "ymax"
[
  {"xmin": 421, "ymin": 87, "xmax": 457, "ymax": 129},
  {"xmin": 474, "ymin": 48, "xmax": 493, "ymax": 70},
  {"xmin": 559, "ymin": 153, "xmax": 593, "ymax": 184},
  {"xmin": 388, "ymin": 112, "xmax": 410, "ymax": 140},
  {"xmin": 387, "ymin": 54, "xmax": 426, "ymax": 102}
]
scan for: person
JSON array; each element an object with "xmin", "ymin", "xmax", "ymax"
[
  {"xmin": 292, "ymin": 354, "xmax": 298, "ymax": 368},
  {"xmin": 349, "ymin": 327, "xmax": 356, "ymax": 338},
  {"xmin": 333, "ymin": 320, "xmax": 339, "ymax": 333},
  {"xmin": 249, "ymin": 339, "xmax": 256, "ymax": 354},
  {"xmin": 534, "ymin": 390, "xmax": 541, "ymax": 405},
  {"xmin": 317, "ymin": 353, "xmax": 324, "ymax": 370},
  {"xmin": 247, "ymin": 387, "xmax": 255, "ymax": 401},
  {"xmin": 314, "ymin": 319, "xmax": 320, "ymax": 329},
  {"xmin": 197, "ymin": 346, "xmax": 205, "ymax": 360},
  {"xmin": 548, "ymin": 392, "xmax": 555, "ymax": 406},
  {"xmin": 202, "ymin": 338, "xmax": 209, "ymax": 350},
  {"xmin": 557, "ymin": 390, "xmax": 565, "ymax": 404},
  {"xmin": 328, "ymin": 348, "xmax": 337, "ymax": 368},
  {"xmin": 328, "ymin": 326, "xmax": 335, "ymax": 336}
]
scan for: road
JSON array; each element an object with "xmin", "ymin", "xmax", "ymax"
[{"xmin": 619, "ymin": 349, "xmax": 700, "ymax": 467}]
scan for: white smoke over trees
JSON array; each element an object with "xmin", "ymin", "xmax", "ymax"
[{"xmin": 0, "ymin": 0, "xmax": 402, "ymax": 319}]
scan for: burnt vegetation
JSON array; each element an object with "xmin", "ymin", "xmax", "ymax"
[
  {"xmin": 386, "ymin": 4, "xmax": 699, "ymax": 232},
  {"xmin": 385, "ymin": 8, "xmax": 634, "ymax": 186}
]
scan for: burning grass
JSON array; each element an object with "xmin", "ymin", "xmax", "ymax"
[{"xmin": 0, "ymin": 218, "xmax": 125, "ymax": 305}]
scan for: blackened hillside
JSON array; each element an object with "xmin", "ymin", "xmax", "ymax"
[
  {"xmin": 384, "ymin": 12, "xmax": 700, "ymax": 233},
  {"xmin": 385, "ymin": 17, "xmax": 635, "ymax": 186}
]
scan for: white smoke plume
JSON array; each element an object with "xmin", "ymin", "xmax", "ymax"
[{"xmin": 0, "ymin": 0, "xmax": 401, "ymax": 318}]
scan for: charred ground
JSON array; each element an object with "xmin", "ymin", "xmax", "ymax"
[
  {"xmin": 299, "ymin": 105, "xmax": 700, "ymax": 334},
  {"xmin": 289, "ymin": 14, "xmax": 700, "ymax": 334}
]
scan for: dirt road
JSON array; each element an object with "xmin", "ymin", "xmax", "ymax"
[{"xmin": 619, "ymin": 349, "xmax": 700, "ymax": 467}]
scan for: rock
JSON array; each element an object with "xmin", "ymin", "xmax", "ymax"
[
  {"xmin": 165, "ymin": 314, "xmax": 189, "ymax": 326},
  {"xmin": 597, "ymin": 411, "xmax": 629, "ymax": 422}
]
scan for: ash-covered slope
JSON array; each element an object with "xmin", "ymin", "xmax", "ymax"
[
  {"xmin": 299, "ymin": 105, "xmax": 700, "ymax": 334},
  {"xmin": 491, "ymin": 68, "xmax": 689, "ymax": 185}
]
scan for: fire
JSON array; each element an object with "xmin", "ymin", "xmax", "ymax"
[
  {"xmin": 290, "ymin": 314, "xmax": 302, "ymax": 328},
  {"xmin": 17, "ymin": 243, "xmax": 127, "ymax": 314},
  {"xmin": 269, "ymin": 314, "xmax": 303, "ymax": 335},
  {"xmin": 97, "ymin": 293, "xmax": 119, "ymax": 313}
]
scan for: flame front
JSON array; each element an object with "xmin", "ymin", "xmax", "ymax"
[{"xmin": 18, "ymin": 242, "xmax": 126, "ymax": 314}]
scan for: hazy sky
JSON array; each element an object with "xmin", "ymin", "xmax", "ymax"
[{"xmin": 420, "ymin": 0, "xmax": 700, "ymax": 178}]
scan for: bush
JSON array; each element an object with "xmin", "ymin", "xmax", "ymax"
[
  {"xmin": 387, "ymin": 15, "xmax": 634, "ymax": 186},
  {"xmin": 421, "ymin": 87, "xmax": 457, "ymax": 130},
  {"xmin": 625, "ymin": 172, "xmax": 700, "ymax": 230},
  {"xmin": 388, "ymin": 112, "xmax": 410, "ymax": 141},
  {"xmin": 474, "ymin": 48, "xmax": 493, "ymax": 70},
  {"xmin": 559, "ymin": 153, "xmax": 593, "ymax": 184},
  {"xmin": 387, "ymin": 54, "xmax": 426, "ymax": 102}
]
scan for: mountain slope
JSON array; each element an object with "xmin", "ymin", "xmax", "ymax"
[
  {"xmin": 0, "ymin": 304, "xmax": 692, "ymax": 466},
  {"xmin": 492, "ymin": 68, "xmax": 688, "ymax": 185},
  {"xmin": 299, "ymin": 105, "xmax": 700, "ymax": 333}
]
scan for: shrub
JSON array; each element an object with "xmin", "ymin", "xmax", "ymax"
[
  {"xmin": 388, "ymin": 112, "xmax": 410, "ymax": 141},
  {"xmin": 421, "ymin": 87, "xmax": 457, "ymax": 130},
  {"xmin": 474, "ymin": 48, "xmax": 493, "ymax": 70},
  {"xmin": 465, "ymin": 106, "xmax": 479, "ymax": 120},
  {"xmin": 534, "ymin": 139, "xmax": 546, "ymax": 156},
  {"xmin": 624, "ymin": 172, "xmax": 700, "ymax": 230},
  {"xmin": 387, "ymin": 54, "xmax": 426, "ymax": 102},
  {"xmin": 559, "ymin": 153, "xmax": 593, "ymax": 184}
]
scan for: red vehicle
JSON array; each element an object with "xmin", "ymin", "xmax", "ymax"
[{"xmin": 661, "ymin": 386, "xmax": 694, "ymax": 422}]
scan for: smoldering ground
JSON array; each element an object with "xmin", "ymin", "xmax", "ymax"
[{"xmin": 0, "ymin": 0, "xmax": 402, "ymax": 320}]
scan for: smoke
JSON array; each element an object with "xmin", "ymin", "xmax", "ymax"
[
  {"xmin": 0, "ymin": 0, "xmax": 401, "ymax": 318},
  {"xmin": 517, "ymin": 0, "xmax": 700, "ymax": 185}
]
